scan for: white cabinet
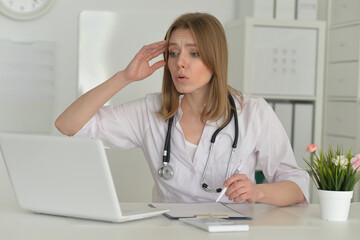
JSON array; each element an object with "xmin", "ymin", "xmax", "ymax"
[
  {"xmin": 325, "ymin": 101, "xmax": 358, "ymax": 138},
  {"xmin": 330, "ymin": 0, "xmax": 360, "ymax": 25},
  {"xmin": 328, "ymin": 24, "xmax": 359, "ymax": 62},
  {"xmin": 251, "ymin": 26, "xmax": 318, "ymax": 96},
  {"xmin": 324, "ymin": 0, "xmax": 360, "ymax": 202},
  {"xmin": 225, "ymin": 18, "xmax": 326, "ymax": 168},
  {"xmin": 324, "ymin": 1, "xmax": 360, "ymax": 153},
  {"xmin": 327, "ymin": 62, "xmax": 358, "ymax": 98}
]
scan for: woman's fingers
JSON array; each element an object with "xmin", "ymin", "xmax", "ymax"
[
  {"xmin": 137, "ymin": 40, "xmax": 167, "ymax": 61},
  {"xmin": 223, "ymin": 173, "xmax": 247, "ymax": 188},
  {"xmin": 224, "ymin": 174, "xmax": 255, "ymax": 202},
  {"xmin": 150, "ymin": 60, "xmax": 166, "ymax": 73},
  {"xmin": 227, "ymin": 181, "xmax": 252, "ymax": 201},
  {"xmin": 147, "ymin": 46, "xmax": 167, "ymax": 61},
  {"xmin": 124, "ymin": 40, "xmax": 167, "ymax": 81}
]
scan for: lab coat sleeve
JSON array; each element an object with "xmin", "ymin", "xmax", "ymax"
[
  {"xmin": 254, "ymin": 98, "xmax": 310, "ymax": 205},
  {"xmin": 73, "ymin": 96, "xmax": 150, "ymax": 149}
]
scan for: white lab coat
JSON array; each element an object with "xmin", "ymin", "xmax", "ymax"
[{"xmin": 74, "ymin": 93, "xmax": 309, "ymax": 204}]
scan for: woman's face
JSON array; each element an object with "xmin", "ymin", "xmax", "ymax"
[{"xmin": 167, "ymin": 28, "xmax": 213, "ymax": 95}]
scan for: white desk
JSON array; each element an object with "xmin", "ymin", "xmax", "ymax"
[{"xmin": 0, "ymin": 202, "xmax": 359, "ymax": 240}]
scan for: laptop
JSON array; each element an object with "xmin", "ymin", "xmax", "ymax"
[{"xmin": 0, "ymin": 132, "xmax": 168, "ymax": 222}]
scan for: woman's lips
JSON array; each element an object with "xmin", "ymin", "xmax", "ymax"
[{"xmin": 176, "ymin": 74, "xmax": 188, "ymax": 82}]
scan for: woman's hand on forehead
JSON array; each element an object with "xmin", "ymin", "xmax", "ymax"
[{"xmin": 123, "ymin": 40, "xmax": 167, "ymax": 83}]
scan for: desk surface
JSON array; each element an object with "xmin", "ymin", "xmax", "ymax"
[{"xmin": 0, "ymin": 202, "xmax": 359, "ymax": 240}]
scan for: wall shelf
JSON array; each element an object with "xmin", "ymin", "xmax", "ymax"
[{"xmin": 225, "ymin": 17, "xmax": 326, "ymax": 167}]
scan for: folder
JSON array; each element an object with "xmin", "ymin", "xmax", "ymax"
[
  {"xmin": 293, "ymin": 103, "xmax": 314, "ymax": 168},
  {"xmin": 274, "ymin": 102, "xmax": 293, "ymax": 142},
  {"xmin": 150, "ymin": 202, "xmax": 253, "ymax": 220},
  {"xmin": 297, "ymin": 0, "xmax": 317, "ymax": 21},
  {"xmin": 275, "ymin": 0, "xmax": 296, "ymax": 20}
]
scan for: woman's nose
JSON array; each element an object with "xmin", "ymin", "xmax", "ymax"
[{"xmin": 176, "ymin": 53, "xmax": 187, "ymax": 68}]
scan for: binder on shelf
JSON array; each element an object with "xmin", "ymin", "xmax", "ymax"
[
  {"xmin": 297, "ymin": 0, "xmax": 318, "ymax": 21},
  {"xmin": 275, "ymin": 0, "xmax": 296, "ymax": 20},
  {"xmin": 238, "ymin": 0, "xmax": 274, "ymax": 19},
  {"xmin": 293, "ymin": 103, "xmax": 314, "ymax": 168},
  {"xmin": 274, "ymin": 102, "xmax": 293, "ymax": 142}
]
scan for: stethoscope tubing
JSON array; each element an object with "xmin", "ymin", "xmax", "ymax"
[
  {"xmin": 163, "ymin": 116, "xmax": 174, "ymax": 163},
  {"xmin": 159, "ymin": 93, "xmax": 239, "ymax": 193}
]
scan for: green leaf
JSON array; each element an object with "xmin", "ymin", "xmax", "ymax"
[{"xmin": 303, "ymin": 145, "xmax": 360, "ymax": 191}]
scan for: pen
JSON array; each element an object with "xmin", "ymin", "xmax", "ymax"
[{"xmin": 215, "ymin": 163, "xmax": 243, "ymax": 202}]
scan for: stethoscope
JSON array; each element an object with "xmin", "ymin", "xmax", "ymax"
[{"xmin": 158, "ymin": 93, "xmax": 239, "ymax": 193}]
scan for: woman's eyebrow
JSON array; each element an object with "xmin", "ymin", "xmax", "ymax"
[{"xmin": 168, "ymin": 43, "xmax": 197, "ymax": 47}]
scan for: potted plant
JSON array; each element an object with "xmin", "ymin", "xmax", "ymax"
[{"xmin": 304, "ymin": 144, "xmax": 360, "ymax": 221}]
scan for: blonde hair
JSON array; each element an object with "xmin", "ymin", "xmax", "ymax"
[{"xmin": 158, "ymin": 12, "xmax": 242, "ymax": 126}]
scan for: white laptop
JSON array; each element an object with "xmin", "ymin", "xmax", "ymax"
[{"xmin": 0, "ymin": 132, "xmax": 168, "ymax": 222}]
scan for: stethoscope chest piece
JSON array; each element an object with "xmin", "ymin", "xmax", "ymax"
[
  {"xmin": 158, "ymin": 163, "xmax": 174, "ymax": 180},
  {"xmin": 159, "ymin": 93, "xmax": 239, "ymax": 188}
]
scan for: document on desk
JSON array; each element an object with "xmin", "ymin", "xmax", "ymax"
[{"xmin": 150, "ymin": 202, "xmax": 253, "ymax": 219}]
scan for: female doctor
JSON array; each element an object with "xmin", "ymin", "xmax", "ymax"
[{"xmin": 55, "ymin": 12, "xmax": 309, "ymax": 206}]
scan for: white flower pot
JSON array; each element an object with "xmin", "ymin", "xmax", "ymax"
[{"xmin": 318, "ymin": 189, "xmax": 353, "ymax": 221}]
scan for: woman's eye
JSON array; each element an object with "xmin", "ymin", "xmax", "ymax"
[
  {"xmin": 191, "ymin": 52, "xmax": 199, "ymax": 57},
  {"xmin": 169, "ymin": 51, "xmax": 178, "ymax": 57}
]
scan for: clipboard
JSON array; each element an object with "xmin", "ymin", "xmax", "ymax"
[{"xmin": 149, "ymin": 202, "xmax": 253, "ymax": 220}]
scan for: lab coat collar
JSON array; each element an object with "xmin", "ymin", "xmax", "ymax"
[
  {"xmin": 174, "ymin": 94, "xmax": 236, "ymax": 148},
  {"xmin": 174, "ymin": 94, "xmax": 184, "ymax": 121}
]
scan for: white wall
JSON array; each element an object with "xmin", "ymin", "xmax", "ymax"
[{"xmin": 0, "ymin": 0, "xmax": 238, "ymax": 131}]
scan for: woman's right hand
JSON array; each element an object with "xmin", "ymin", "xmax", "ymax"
[
  {"xmin": 55, "ymin": 40, "xmax": 167, "ymax": 136},
  {"xmin": 122, "ymin": 40, "xmax": 167, "ymax": 83}
]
